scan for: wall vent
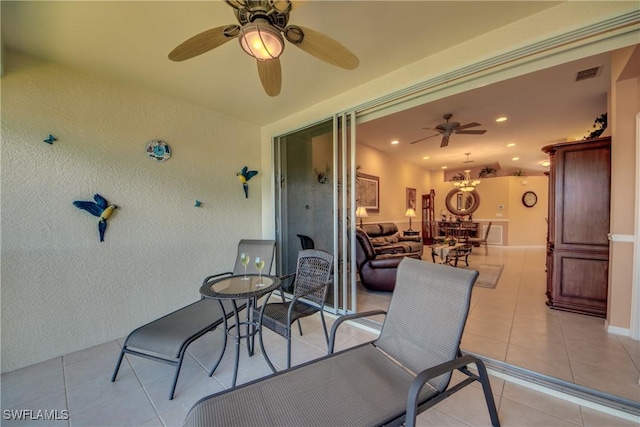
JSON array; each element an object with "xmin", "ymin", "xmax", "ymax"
[
  {"xmin": 486, "ymin": 225, "xmax": 503, "ymax": 245},
  {"xmin": 575, "ymin": 66, "xmax": 601, "ymax": 82}
]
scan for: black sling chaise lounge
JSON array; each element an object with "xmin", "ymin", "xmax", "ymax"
[
  {"xmin": 183, "ymin": 257, "xmax": 500, "ymax": 427},
  {"xmin": 111, "ymin": 239, "xmax": 275, "ymax": 400}
]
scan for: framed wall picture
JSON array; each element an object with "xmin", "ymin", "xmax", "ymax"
[
  {"xmin": 406, "ymin": 187, "xmax": 416, "ymax": 210},
  {"xmin": 356, "ymin": 173, "xmax": 380, "ymax": 213}
]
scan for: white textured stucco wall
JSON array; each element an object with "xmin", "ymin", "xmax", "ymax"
[{"xmin": 1, "ymin": 52, "xmax": 262, "ymax": 372}]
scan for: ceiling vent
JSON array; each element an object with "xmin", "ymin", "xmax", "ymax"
[{"xmin": 575, "ymin": 66, "xmax": 601, "ymax": 82}]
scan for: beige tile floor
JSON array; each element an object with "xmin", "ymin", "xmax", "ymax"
[
  {"xmin": 2, "ymin": 247, "xmax": 638, "ymax": 427},
  {"xmin": 356, "ymin": 246, "xmax": 640, "ymax": 405}
]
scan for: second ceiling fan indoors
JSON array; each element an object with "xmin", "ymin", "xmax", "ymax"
[
  {"xmin": 168, "ymin": 0, "xmax": 359, "ymax": 96},
  {"xmin": 410, "ymin": 113, "xmax": 487, "ymax": 147}
]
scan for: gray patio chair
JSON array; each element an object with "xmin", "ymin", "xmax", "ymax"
[
  {"xmin": 111, "ymin": 239, "xmax": 275, "ymax": 400},
  {"xmin": 183, "ymin": 257, "xmax": 500, "ymax": 427},
  {"xmin": 254, "ymin": 249, "xmax": 333, "ymax": 370}
]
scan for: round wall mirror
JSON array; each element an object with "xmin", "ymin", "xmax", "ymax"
[{"xmin": 445, "ymin": 189, "xmax": 481, "ymax": 216}]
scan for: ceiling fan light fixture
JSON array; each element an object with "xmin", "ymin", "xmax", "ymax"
[{"xmin": 239, "ymin": 21, "xmax": 284, "ymax": 60}]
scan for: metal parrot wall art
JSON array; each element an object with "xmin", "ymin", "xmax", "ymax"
[
  {"xmin": 73, "ymin": 193, "xmax": 118, "ymax": 242},
  {"xmin": 236, "ymin": 166, "xmax": 258, "ymax": 198}
]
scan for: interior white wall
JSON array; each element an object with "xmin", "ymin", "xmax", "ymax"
[{"xmin": 1, "ymin": 52, "xmax": 262, "ymax": 372}]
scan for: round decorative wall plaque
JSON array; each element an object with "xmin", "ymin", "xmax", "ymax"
[{"xmin": 146, "ymin": 140, "xmax": 171, "ymax": 162}]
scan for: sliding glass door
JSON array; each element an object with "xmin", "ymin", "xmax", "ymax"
[{"xmin": 273, "ymin": 113, "xmax": 357, "ymax": 314}]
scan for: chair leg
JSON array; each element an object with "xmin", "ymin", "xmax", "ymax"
[
  {"xmin": 296, "ymin": 319, "xmax": 303, "ymax": 336},
  {"xmin": 286, "ymin": 334, "xmax": 292, "ymax": 369},
  {"xmin": 475, "ymin": 358, "xmax": 501, "ymax": 427},
  {"xmin": 168, "ymin": 354, "xmax": 186, "ymax": 400},
  {"xmin": 484, "ymin": 242, "xmax": 488, "ymax": 256},
  {"xmin": 320, "ymin": 312, "xmax": 329, "ymax": 347},
  {"xmin": 111, "ymin": 349, "xmax": 126, "ymax": 382},
  {"xmin": 258, "ymin": 323, "xmax": 276, "ymax": 373}
]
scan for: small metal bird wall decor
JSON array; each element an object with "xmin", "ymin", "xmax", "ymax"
[
  {"xmin": 43, "ymin": 134, "xmax": 57, "ymax": 144},
  {"xmin": 73, "ymin": 193, "xmax": 118, "ymax": 242},
  {"xmin": 236, "ymin": 166, "xmax": 258, "ymax": 198}
]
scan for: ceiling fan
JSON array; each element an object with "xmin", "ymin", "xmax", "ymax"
[
  {"xmin": 409, "ymin": 113, "xmax": 487, "ymax": 147},
  {"xmin": 168, "ymin": 0, "xmax": 359, "ymax": 97}
]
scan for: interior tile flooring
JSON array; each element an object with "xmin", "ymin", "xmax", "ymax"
[
  {"xmin": 357, "ymin": 246, "xmax": 640, "ymax": 407},
  {"xmin": 2, "ymin": 246, "xmax": 639, "ymax": 426}
]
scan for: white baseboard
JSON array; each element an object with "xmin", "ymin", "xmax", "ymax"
[{"xmin": 605, "ymin": 321, "xmax": 631, "ymax": 337}]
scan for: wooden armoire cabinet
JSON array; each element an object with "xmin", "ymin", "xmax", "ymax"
[{"xmin": 542, "ymin": 136, "xmax": 611, "ymax": 317}]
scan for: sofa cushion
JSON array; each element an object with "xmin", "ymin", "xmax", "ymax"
[
  {"xmin": 360, "ymin": 222, "xmax": 423, "ymax": 258},
  {"xmin": 379, "ymin": 223, "xmax": 399, "ymax": 235},
  {"xmin": 361, "ymin": 224, "xmax": 382, "ymax": 237}
]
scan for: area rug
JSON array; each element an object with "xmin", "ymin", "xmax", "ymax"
[{"xmin": 470, "ymin": 263, "xmax": 504, "ymax": 289}]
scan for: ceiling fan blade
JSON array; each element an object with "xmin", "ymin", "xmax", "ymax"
[
  {"xmin": 168, "ymin": 25, "xmax": 240, "ymax": 62},
  {"xmin": 409, "ymin": 134, "xmax": 439, "ymax": 144},
  {"xmin": 422, "ymin": 127, "xmax": 444, "ymax": 134},
  {"xmin": 456, "ymin": 122, "xmax": 481, "ymax": 131},
  {"xmin": 440, "ymin": 135, "xmax": 450, "ymax": 148},
  {"xmin": 286, "ymin": 25, "xmax": 359, "ymax": 70},
  {"xmin": 456, "ymin": 129, "xmax": 487, "ymax": 135},
  {"xmin": 257, "ymin": 58, "xmax": 282, "ymax": 97},
  {"xmin": 273, "ymin": 0, "xmax": 304, "ymax": 12}
]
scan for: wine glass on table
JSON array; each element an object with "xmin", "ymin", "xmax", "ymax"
[
  {"xmin": 255, "ymin": 257, "xmax": 265, "ymax": 286},
  {"xmin": 240, "ymin": 253, "xmax": 250, "ymax": 280}
]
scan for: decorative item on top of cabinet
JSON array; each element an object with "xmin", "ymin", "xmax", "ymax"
[{"xmin": 542, "ymin": 136, "xmax": 611, "ymax": 317}]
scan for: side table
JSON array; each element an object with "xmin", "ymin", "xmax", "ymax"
[
  {"xmin": 403, "ymin": 230, "xmax": 420, "ymax": 237},
  {"xmin": 199, "ymin": 274, "xmax": 279, "ymax": 387}
]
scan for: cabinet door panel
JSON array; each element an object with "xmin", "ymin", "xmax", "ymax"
[
  {"xmin": 550, "ymin": 251, "xmax": 608, "ymax": 316},
  {"xmin": 558, "ymin": 145, "xmax": 611, "ymax": 247}
]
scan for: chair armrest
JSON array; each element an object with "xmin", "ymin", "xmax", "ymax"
[
  {"xmin": 399, "ymin": 236, "xmax": 421, "ymax": 242},
  {"xmin": 405, "ymin": 355, "xmax": 498, "ymax": 427},
  {"xmin": 328, "ymin": 310, "xmax": 387, "ymax": 353},
  {"xmin": 369, "ymin": 254, "xmax": 409, "ymax": 268},
  {"xmin": 375, "ymin": 244, "xmax": 407, "ymax": 255}
]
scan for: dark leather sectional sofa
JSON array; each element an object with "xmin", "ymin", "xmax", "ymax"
[{"xmin": 355, "ymin": 224, "xmax": 424, "ymax": 292}]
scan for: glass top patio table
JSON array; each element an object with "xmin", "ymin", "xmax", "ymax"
[
  {"xmin": 200, "ymin": 274, "xmax": 279, "ymax": 299},
  {"xmin": 199, "ymin": 274, "xmax": 280, "ymax": 387}
]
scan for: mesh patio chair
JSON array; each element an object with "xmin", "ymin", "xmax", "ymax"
[
  {"xmin": 254, "ymin": 249, "xmax": 333, "ymax": 370},
  {"xmin": 111, "ymin": 239, "xmax": 275, "ymax": 400},
  {"xmin": 184, "ymin": 258, "xmax": 500, "ymax": 427}
]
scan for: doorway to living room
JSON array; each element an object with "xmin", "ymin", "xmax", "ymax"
[{"xmin": 273, "ymin": 113, "xmax": 359, "ymax": 314}]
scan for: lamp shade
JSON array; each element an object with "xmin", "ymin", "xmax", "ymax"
[
  {"xmin": 355, "ymin": 207, "xmax": 369, "ymax": 218},
  {"xmin": 239, "ymin": 20, "xmax": 284, "ymax": 60},
  {"xmin": 405, "ymin": 208, "xmax": 416, "ymax": 218}
]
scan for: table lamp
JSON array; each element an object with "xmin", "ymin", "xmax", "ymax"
[
  {"xmin": 355, "ymin": 207, "xmax": 368, "ymax": 227},
  {"xmin": 405, "ymin": 208, "xmax": 416, "ymax": 231}
]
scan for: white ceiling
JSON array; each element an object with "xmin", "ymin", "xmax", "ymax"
[
  {"xmin": 356, "ymin": 53, "xmax": 611, "ymax": 173},
  {"xmin": 1, "ymin": 1, "xmax": 619, "ymax": 172}
]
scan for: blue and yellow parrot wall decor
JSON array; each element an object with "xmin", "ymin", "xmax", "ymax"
[
  {"xmin": 236, "ymin": 166, "xmax": 258, "ymax": 198},
  {"xmin": 73, "ymin": 193, "xmax": 118, "ymax": 242}
]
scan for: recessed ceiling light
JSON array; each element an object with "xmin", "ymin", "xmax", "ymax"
[
  {"xmin": 391, "ymin": 140, "xmax": 399, "ymax": 145},
  {"xmin": 512, "ymin": 157, "xmax": 519, "ymax": 161},
  {"xmin": 496, "ymin": 117, "xmax": 507, "ymax": 122},
  {"xmin": 423, "ymin": 156, "xmax": 429, "ymax": 160},
  {"xmin": 442, "ymin": 166, "xmax": 447, "ymax": 169},
  {"xmin": 541, "ymin": 160, "xmax": 551, "ymax": 167},
  {"xmin": 507, "ymin": 143, "xmax": 516, "ymax": 147}
]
